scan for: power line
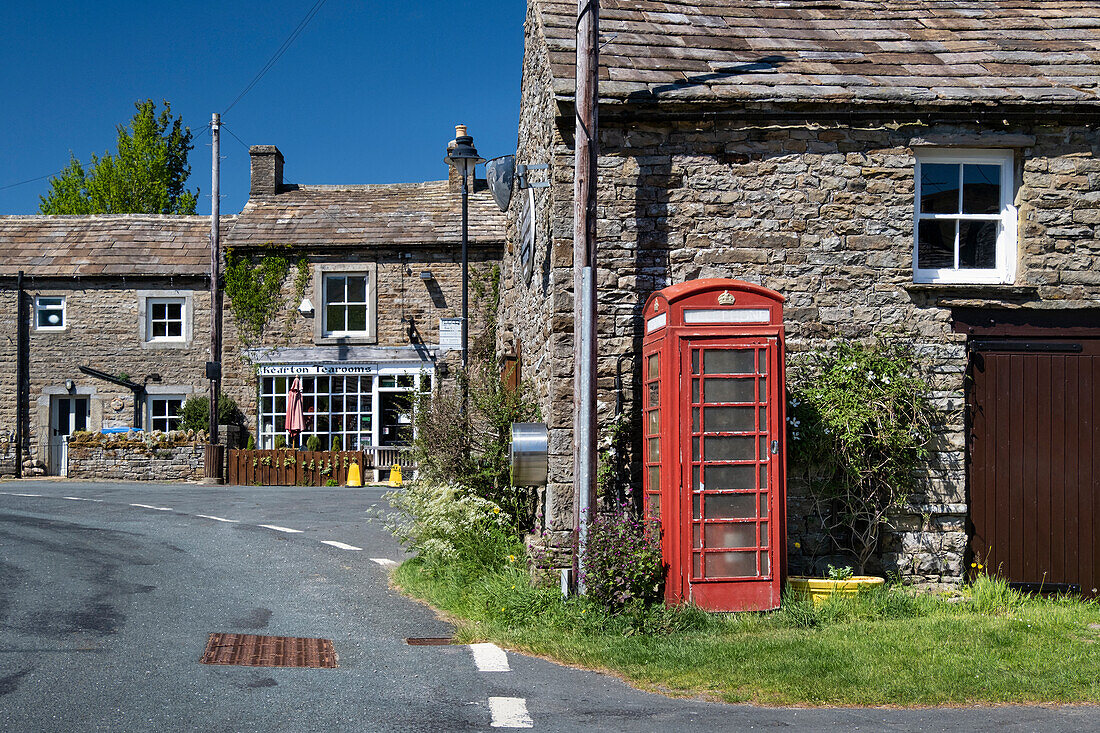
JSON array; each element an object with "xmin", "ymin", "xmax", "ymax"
[
  {"xmin": 221, "ymin": 124, "xmax": 251, "ymax": 152},
  {"xmin": 222, "ymin": 0, "xmax": 329, "ymax": 115}
]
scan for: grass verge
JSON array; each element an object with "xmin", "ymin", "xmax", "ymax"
[{"xmin": 395, "ymin": 558, "xmax": 1100, "ymax": 706}]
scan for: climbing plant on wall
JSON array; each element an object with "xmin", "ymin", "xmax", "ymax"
[{"xmin": 223, "ymin": 249, "xmax": 291, "ymax": 345}]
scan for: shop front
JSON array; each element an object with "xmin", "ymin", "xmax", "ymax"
[{"xmin": 256, "ymin": 362, "xmax": 431, "ymax": 451}]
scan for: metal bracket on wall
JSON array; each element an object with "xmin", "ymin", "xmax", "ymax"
[{"xmin": 517, "ymin": 163, "xmax": 550, "ymax": 189}]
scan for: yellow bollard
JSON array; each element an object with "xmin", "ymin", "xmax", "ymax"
[
  {"xmin": 346, "ymin": 462, "xmax": 362, "ymax": 487},
  {"xmin": 387, "ymin": 463, "xmax": 403, "ymax": 487}
]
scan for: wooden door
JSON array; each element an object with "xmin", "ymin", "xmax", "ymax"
[
  {"xmin": 679, "ymin": 337, "xmax": 781, "ymax": 611},
  {"xmin": 968, "ymin": 339, "xmax": 1100, "ymax": 596}
]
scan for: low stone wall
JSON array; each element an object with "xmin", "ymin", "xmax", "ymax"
[
  {"xmin": 0, "ymin": 431, "xmax": 15, "ymax": 476},
  {"xmin": 67, "ymin": 430, "xmax": 207, "ymax": 482}
]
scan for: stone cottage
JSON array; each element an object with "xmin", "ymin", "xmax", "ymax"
[
  {"xmin": 218, "ymin": 144, "xmax": 506, "ymax": 454},
  {"xmin": 0, "ymin": 215, "xmax": 225, "ymax": 476},
  {"xmin": 500, "ymin": 0, "xmax": 1100, "ymax": 593}
]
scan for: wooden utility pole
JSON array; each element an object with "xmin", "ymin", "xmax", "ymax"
[
  {"xmin": 573, "ymin": 0, "xmax": 599, "ymax": 593},
  {"xmin": 205, "ymin": 112, "xmax": 223, "ymax": 481}
]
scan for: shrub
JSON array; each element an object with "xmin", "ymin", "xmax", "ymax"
[
  {"xmin": 386, "ymin": 481, "xmax": 515, "ymax": 571},
  {"xmin": 330, "ymin": 435, "xmax": 341, "ymax": 451},
  {"xmin": 246, "ymin": 434, "xmax": 256, "ymax": 450},
  {"xmin": 581, "ymin": 503, "xmax": 665, "ymax": 609},
  {"xmin": 787, "ymin": 338, "xmax": 938, "ymax": 574},
  {"xmin": 178, "ymin": 394, "xmax": 244, "ymax": 433},
  {"xmin": 305, "ymin": 434, "xmax": 321, "ymax": 452}
]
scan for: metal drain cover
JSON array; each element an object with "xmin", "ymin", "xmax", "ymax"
[
  {"xmin": 200, "ymin": 634, "xmax": 338, "ymax": 668},
  {"xmin": 405, "ymin": 637, "xmax": 455, "ymax": 645}
]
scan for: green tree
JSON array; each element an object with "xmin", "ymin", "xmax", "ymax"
[{"xmin": 39, "ymin": 99, "xmax": 198, "ymax": 215}]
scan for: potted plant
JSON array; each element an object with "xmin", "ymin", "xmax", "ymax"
[
  {"xmin": 786, "ymin": 338, "xmax": 938, "ymax": 590},
  {"xmin": 788, "ymin": 564, "xmax": 885, "ymax": 606}
]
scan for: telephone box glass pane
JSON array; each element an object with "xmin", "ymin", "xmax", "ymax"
[
  {"xmin": 705, "ymin": 436, "xmax": 755, "ymax": 461},
  {"xmin": 760, "ymin": 522, "xmax": 769, "ymax": 547},
  {"xmin": 692, "ymin": 379, "xmax": 699, "ymax": 403},
  {"xmin": 705, "ymin": 378, "xmax": 754, "ymax": 403},
  {"xmin": 648, "ymin": 383, "xmax": 659, "ymax": 407},
  {"xmin": 705, "ymin": 551, "xmax": 756, "ymax": 578},
  {"xmin": 647, "ymin": 466, "xmax": 659, "ymax": 492},
  {"xmin": 706, "ymin": 492, "xmax": 756, "ymax": 519},
  {"xmin": 692, "ymin": 407, "xmax": 699, "ymax": 433},
  {"xmin": 693, "ymin": 554, "xmax": 701, "ymax": 578},
  {"xmin": 759, "ymin": 493, "xmax": 769, "ymax": 518},
  {"xmin": 758, "ymin": 379, "xmax": 767, "ymax": 402},
  {"xmin": 693, "ymin": 494, "xmax": 700, "ymax": 519},
  {"xmin": 647, "ymin": 410, "xmax": 659, "ymax": 435},
  {"xmin": 704, "ymin": 406, "xmax": 754, "ymax": 432},
  {"xmin": 758, "ymin": 349, "xmax": 767, "ymax": 374},
  {"xmin": 760, "ymin": 552, "xmax": 770, "ymax": 576},
  {"xmin": 648, "ymin": 493, "xmax": 660, "ymax": 518},
  {"xmin": 759, "ymin": 406, "xmax": 767, "ymax": 429},
  {"xmin": 691, "ymin": 350, "xmax": 699, "ymax": 374},
  {"xmin": 693, "ymin": 466, "xmax": 700, "ymax": 492},
  {"xmin": 704, "ymin": 350, "xmax": 754, "ymax": 375},
  {"xmin": 759, "ymin": 463, "xmax": 768, "ymax": 489},
  {"xmin": 647, "ymin": 353, "xmax": 659, "ymax": 380},
  {"xmin": 693, "ymin": 524, "xmax": 701, "ymax": 548},
  {"xmin": 706, "ymin": 523, "xmax": 756, "ymax": 549},
  {"xmin": 647, "ymin": 438, "xmax": 660, "ymax": 462},
  {"xmin": 707, "ymin": 464, "xmax": 755, "ymax": 490}
]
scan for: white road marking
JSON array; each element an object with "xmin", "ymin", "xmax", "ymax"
[
  {"xmin": 9, "ymin": 493, "xmax": 42, "ymax": 497},
  {"xmin": 196, "ymin": 514, "xmax": 240, "ymax": 523},
  {"xmin": 488, "ymin": 697, "xmax": 532, "ymax": 728},
  {"xmin": 370, "ymin": 558, "xmax": 399, "ymax": 568},
  {"xmin": 320, "ymin": 540, "xmax": 362, "ymax": 551},
  {"xmin": 62, "ymin": 496, "xmax": 103, "ymax": 502},
  {"xmin": 470, "ymin": 643, "xmax": 511, "ymax": 672},
  {"xmin": 258, "ymin": 524, "xmax": 303, "ymax": 534},
  {"xmin": 130, "ymin": 503, "xmax": 172, "ymax": 511}
]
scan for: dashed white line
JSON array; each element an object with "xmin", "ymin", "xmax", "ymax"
[
  {"xmin": 9, "ymin": 493, "xmax": 42, "ymax": 498},
  {"xmin": 130, "ymin": 503, "xmax": 173, "ymax": 511},
  {"xmin": 488, "ymin": 697, "xmax": 532, "ymax": 728},
  {"xmin": 470, "ymin": 643, "xmax": 511, "ymax": 672},
  {"xmin": 370, "ymin": 558, "xmax": 399, "ymax": 568},
  {"xmin": 62, "ymin": 496, "xmax": 103, "ymax": 502},
  {"xmin": 196, "ymin": 514, "xmax": 239, "ymax": 523},
  {"xmin": 320, "ymin": 540, "xmax": 362, "ymax": 551},
  {"xmin": 258, "ymin": 524, "xmax": 303, "ymax": 534}
]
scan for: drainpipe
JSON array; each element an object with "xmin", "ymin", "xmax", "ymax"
[{"xmin": 15, "ymin": 271, "xmax": 26, "ymax": 478}]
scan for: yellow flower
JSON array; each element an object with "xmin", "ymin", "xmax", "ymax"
[
  {"xmin": 971, "ymin": 562, "xmax": 977, "ymax": 568},
  {"xmin": 507, "ymin": 554, "xmax": 516, "ymax": 563},
  {"xmin": 978, "ymin": 564, "xmax": 984, "ymax": 570},
  {"xmin": 794, "ymin": 542, "xmax": 801, "ymax": 549},
  {"xmin": 493, "ymin": 507, "xmax": 501, "ymax": 514},
  {"xmin": 500, "ymin": 607, "xmax": 505, "ymax": 611},
  {"xmin": 511, "ymin": 585, "xmax": 516, "ymax": 589}
]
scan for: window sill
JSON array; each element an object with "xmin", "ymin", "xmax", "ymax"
[
  {"xmin": 904, "ymin": 283, "xmax": 1039, "ymax": 296},
  {"xmin": 142, "ymin": 339, "xmax": 190, "ymax": 350},
  {"xmin": 313, "ymin": 335, "xmax": 378, "ymax": 346}
]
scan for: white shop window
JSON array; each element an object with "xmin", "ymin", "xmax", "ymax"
[
  {"xmin": 323, "ymin": 274, "xmax": 371, "ymax": 337},
  {"xmin": 148, "ymin": 396, "xmax": 184, "ymax": 432},
  {"xmin": 146, "ymin": 298, "xmax": 185, "ymax": 342},
  {"xmin": 35, "ymin": 296, "xmax": 66, "ymax": 330},
  {"xmin": 258, "ymin": 371, "xmax": 431, "ymax": 450},
  {"xmin": 913, "ymin": 149, "xmax": 1017, "ymax": 284}
]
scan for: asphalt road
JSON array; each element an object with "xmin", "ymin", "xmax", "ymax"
[{"xmin": 0, "ymin": 480, "xmax": 1094, "ymax": 732}]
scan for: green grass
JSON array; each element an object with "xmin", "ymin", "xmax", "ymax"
[{"xmin": 395, "ymin": 560, "xmax": 1100, "ymax": 706}]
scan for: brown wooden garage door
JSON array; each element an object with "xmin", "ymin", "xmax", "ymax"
[{"xmin": 968, "ymin": 338, "xmax": 1100, "ymax": 596}]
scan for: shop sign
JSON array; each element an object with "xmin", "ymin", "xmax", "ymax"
[
  {"xmin": 439, "ymin": 318, "xmax": 463, "ymax": 350},
  {"xmin": 257, "ymin": 363, "xmax": 378, "ymax": 377}
]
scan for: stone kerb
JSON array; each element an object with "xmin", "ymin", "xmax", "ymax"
[{"xmin": 66, "ymin": 429, "xmax": 208, "ymax": 481}]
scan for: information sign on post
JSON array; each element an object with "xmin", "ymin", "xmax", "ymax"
[{"xmin": 439, "ymin": 318, "xmax": 463, "ymax": 351}]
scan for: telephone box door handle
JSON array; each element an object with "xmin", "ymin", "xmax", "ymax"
[{"xmin": 771, "ymin": 440, "xmax": 779, "ymax": 454}]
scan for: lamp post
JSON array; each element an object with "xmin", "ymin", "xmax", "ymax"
[{"xmin": 444, "ymin": 125, "xmax": 485, "ymax": 390}]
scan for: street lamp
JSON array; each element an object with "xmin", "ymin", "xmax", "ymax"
[{"xmin": 444, "ymin": 124, "xmax": 485, "ymax": 380}]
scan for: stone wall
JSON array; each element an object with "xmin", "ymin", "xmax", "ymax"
[
  {"xmin": 66, "ymin": 430, "xmax": 207, "ymax": 481},
  {"xmin": 500, "ymin": 17, "xmax": 1100, "ymax": 588}
]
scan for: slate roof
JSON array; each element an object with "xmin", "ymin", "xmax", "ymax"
[
  {"xmin": 225, "ymin": 181, "xmax": 506, "ymax": 249},
  {"xmin": 535, "ymin": 0, "xmax": 1100, "ymax": 111},
  {"xmin": 0, "ymin": 215, "xmax": 229, "ymax": 277}
]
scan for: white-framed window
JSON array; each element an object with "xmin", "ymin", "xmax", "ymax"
[
  {"xmin": 914, "ymin": 149, "xmax": 1017, "ymax": 284},
  {"xmin": 322, "ymin": 274, "xmax": 370, "ymax": 337},
  {"xmin": 35, "ymin": 296, "xmax": 66, "ymax": 330},
  {"xmin": 148, "ymin": 396, "xmax": 184, "ymax": 432},
  {"xmin": 146, "ymin": 298, "xmax": 185, "ymax": 342}
]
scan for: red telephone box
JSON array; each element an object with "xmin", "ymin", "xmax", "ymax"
[{"xmin": 642, "ymin": 279, "xmax": 787, "ymax": 612}]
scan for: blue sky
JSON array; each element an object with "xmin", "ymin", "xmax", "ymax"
[{"xmin": 0, "ymin": 1, "xmax": 527, "ymax": 215}]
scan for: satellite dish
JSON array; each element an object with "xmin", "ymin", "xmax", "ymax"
[{"xmin": 485, "ymin": 155, "xmax": 515, "ymax": 212}]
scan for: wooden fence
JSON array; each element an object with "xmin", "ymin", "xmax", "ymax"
[{"xmin": 226, "ymin": 450, "xmax": 367, "ymax": 486}]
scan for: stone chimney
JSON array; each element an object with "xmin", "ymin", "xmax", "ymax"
[
  {"xmin": 446, "ymin": 126, "xmax": 463, "ymax": 192},
  {"xmin": 249, "ymin": 145, "xmax": 284, "ymax": 196}
]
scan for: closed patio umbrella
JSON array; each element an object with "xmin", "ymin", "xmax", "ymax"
[{"xmin": 286, "ymin": 377, "xmax": 305, "ymax": 447}]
